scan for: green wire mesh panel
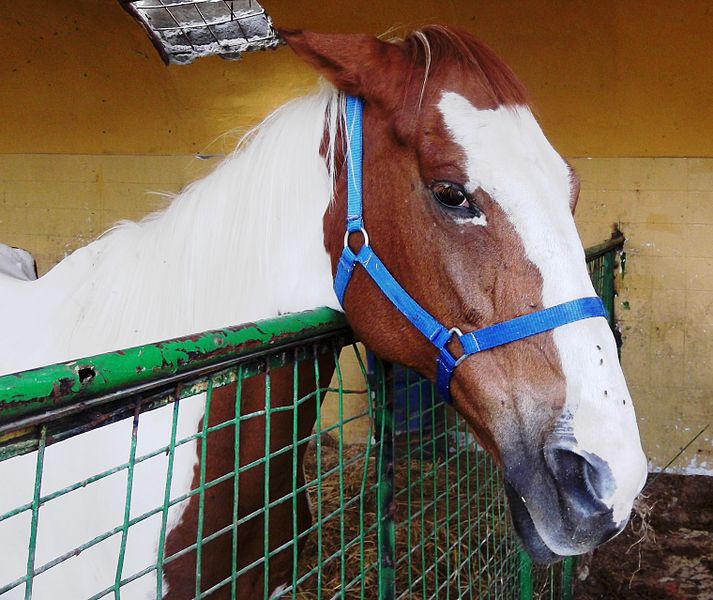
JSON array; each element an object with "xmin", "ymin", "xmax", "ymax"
[
  {"xmin": 0, "ymin": 309, "xmax": 361, "ymax": 599},
  {"xmin": 0, "ymin": 320, "xmax": 523, "ymax": 599},
  {"xmin": 585, "ymin": 231, "xmax": 625, "ymax": 329},
  {"xmin": 388, "ymin": 367, "xmax": 521, "ymax": 599},
  {"xmin": 0, "ymin": 236, "xmax": 624, "ymax": 599}
]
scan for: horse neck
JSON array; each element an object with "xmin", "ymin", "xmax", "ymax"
[{"xmin": 44, "ymin": 87, "xmax": 343, "ymax": 359}]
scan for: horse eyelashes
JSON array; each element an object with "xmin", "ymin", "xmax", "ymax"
[
  {"xmin": 430, "ymin": 181, "xmax": 481, "ymax": 215},
  {"xmin": 430, "ymin": 181, "xmax": 467, "ymax": 207}
]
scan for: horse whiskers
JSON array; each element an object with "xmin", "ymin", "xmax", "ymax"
[
  {"xmin": 625, "ymin": 494, "xmax": 656, "ymax": 588},
  {"xmin": 628, "ymin": 494, "xmax": 656, "ymax": 548}
]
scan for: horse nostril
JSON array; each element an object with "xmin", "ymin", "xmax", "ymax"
[
  {"xmin": 583, "ymin": 457, "xmax": 612, "ymax": 500},
  {"xmin": 545, "ymin": 445, "xmax": 615, "ymax": 509}
]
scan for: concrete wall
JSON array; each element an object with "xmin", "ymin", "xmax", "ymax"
[
  {"xmin": 4, "ymin": 1, "xmax": 713, "ymax": 157},
  {"xmin": 1, "ymin": 1, "xmax": 711, "ymax": 471},
  {"xmin": 574, "ymin": 158, "xmax": 713, "ymax": 473}
]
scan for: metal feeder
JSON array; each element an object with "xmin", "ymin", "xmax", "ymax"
[{"xmin": 120, "ymin": 0, "xmax": 281, "ymax": 64}]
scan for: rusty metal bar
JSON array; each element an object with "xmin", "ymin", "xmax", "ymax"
[{"xmin": 584, "ymin": 229, "xmax": 625, "ymax": 262}]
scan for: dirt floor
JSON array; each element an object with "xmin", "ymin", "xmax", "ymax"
[{"xmin": 574, "ymin": 473, "xmax": 713, "ymax": 600}]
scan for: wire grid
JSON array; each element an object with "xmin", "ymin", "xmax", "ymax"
[
  {"xmin": 293, "ymin": 360, "xmax": 524, "ymax": 600},
  {"xmin": 0, "ymin": 335, "xmax": 365, "ymax": 598},
  {"xmin": 122, "ymin": 0, "xmax": 281, "ymax": 64},
  {"xmin": 528, "ymin": 560, "xmax": 573, "ymax": 600},
  {"xmin": 0, "ymin": 239, "xmax": 623, "ymax": 599},
  {"xmin": 585, "ymin": 234, "xmax": 625, "ymax": 330},
  {"xmin": 390, "ymin": 370, "xmax": 521, "ymax": 599},
  {"xmin": 0, "ymin": 343, "xmax": 525, "ymax": 599}
]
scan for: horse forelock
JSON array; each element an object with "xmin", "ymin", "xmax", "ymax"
[{"xmin": 396, "ymin": 25, "xmax": 530, "ymax": 109}]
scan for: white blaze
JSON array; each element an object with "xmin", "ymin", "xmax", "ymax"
[{"xmin": 438, "ymin": 93, "xmax": 647, "ymax": 525}]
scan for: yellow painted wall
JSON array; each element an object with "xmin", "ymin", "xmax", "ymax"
[
  {"xmin": 0, "ymin": 154, "xmax": 213, "ymax": 273},
  {"xmin": 2, "ymin": 1, "xmax": 713, "ymax": 157},
  {"xmin": 574, "ymin": 157, "xmax": 713, "ymax": 473},
  {"xmin": 1, "ymin": 1, "xmax": 712, "ymax": 470}
]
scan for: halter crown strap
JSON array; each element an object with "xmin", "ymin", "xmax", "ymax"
[
  {"xmin": 345, "ymin": 97, "xmax": 364, "ymax": 233},
  {"xmin": 334, "ymin": 96, "xmax": 608, "ymax": 404}
]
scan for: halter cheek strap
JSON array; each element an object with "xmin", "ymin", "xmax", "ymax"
[{"xmin": 334, "ymin": 96, "xmax": 608, "ymax": 404}]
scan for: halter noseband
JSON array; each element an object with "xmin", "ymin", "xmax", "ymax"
[{"xmin": 334, "ymin": 96, "xmax": 607, "ymax": 404}]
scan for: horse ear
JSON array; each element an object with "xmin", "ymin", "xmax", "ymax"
[{"xmin": 280, "ymin": 29, "xmax": 407, "ymax": 107}]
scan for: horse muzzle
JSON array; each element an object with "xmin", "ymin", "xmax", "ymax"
[{"xmin": 501, "ymin": 437, "xmax": 637, "ymax": 564}]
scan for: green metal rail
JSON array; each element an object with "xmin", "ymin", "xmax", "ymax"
[
  {"xmin": 0, "ymin": 307, "xmax": 348, "ymax": 440},
  {"xmin": 585, "ymin": 230, "xmax": 625, "ymax": 329},
  {"xmin": 0, "ymin": 234, "xmax": 625, "ymax": 599}
]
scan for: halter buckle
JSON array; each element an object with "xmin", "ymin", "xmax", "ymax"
[
  {"xmin": 447, "ymin": 327, "xmax": 469, "ymax": 367},
  {"xmin": 343, "ymin": 227, "xmax": 370, "ymax": 249}
]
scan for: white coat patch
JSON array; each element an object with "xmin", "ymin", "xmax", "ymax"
[
  {"xmin": 0, "ymin": 86, "xmax": 343, "ymax": 599},
  {"xmin": 437, "ymin": 93, "xmax": 647, "ymax": 533},
  {"xmin": 454, "ymin": 213, "xmax": 488, "ymax": 227}
]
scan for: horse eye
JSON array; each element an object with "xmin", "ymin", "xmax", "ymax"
[{"xmin": 430, "ymin": 181, "xmax": 469, "ymax": 209}]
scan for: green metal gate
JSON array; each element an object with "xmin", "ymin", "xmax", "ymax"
[{"xmin": 0, "ymin": 233, "xmax": 624, "ymax": 599}]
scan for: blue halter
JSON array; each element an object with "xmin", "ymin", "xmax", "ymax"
[{"xmin": 335, "ymin": 96, "xmax": 608, "ymax": 404}]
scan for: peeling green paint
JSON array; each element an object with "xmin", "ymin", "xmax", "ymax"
[{"xmin": 0, "ymin": 307, "xmax": 347, "ymax": 424}]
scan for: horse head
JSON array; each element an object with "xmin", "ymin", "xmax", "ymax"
[{"xmin": 283, "ymin": 26, "xmax": 647, "ymax": 563}]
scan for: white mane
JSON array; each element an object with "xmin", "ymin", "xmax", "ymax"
[{"xmin": 0, "ymin": 85, "xmax": 343, "ymax": 375}]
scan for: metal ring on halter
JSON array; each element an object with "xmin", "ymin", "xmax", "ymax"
[
  {"xmin": 454, "ymin": 354, "xmax": 469, "ymax": 367},
  {"xmin": 343, "ymin": 227, "xmax": 370, "ymax": 249},
  {"xmin": 447, "ymin": 327, "xmax": 470, "ymax": 367},
  {"xmin": 448, "ymin": 327, "xmax": 463, "ymax": 338}
]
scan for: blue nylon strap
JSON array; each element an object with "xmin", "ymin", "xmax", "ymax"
[
  {"xmin": 436, "ymin": 296, "xmax": 608, "ymax": 401},
  {"xmin": 459, "ymin": 297, "xmax": 607, "ymax": 355},
  {"xmin": 436, "ymin": 347, "xmax": 458, "ymax": 403},
  {"xmin": 334, "ymin": 246, "xmax": 358, "ymax": 305},
  {"xmin": 356, "ymin": 246, "xmax": 452, "ymax": 347},
  {"xmin": 335, "ymin": 94, "xmax": 610, "ymax": 406},
  {"xmin": 345, "ymin": 96, "xmax": 364, "ymax": 233}
]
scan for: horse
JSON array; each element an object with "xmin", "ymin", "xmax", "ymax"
[{"xmin": 0, "ymin": 26, "xmax": 647, "ymax": 598}]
